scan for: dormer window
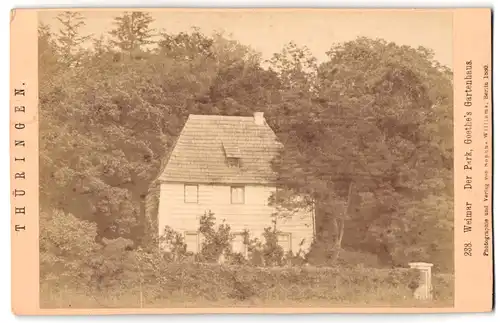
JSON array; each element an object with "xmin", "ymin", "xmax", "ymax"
[
  {"xmin": 222, "ymin": 141, "xmax": 242, "ymax": 168},
  {"xmin": 227, "ymin": 157, "xmax": 240, "ymax": 168}
]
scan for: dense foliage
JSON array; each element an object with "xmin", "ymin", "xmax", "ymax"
[
  {"xmin": 42, "ymin": 259, "xmax": 455, "ymax": 308},
  {"xmin": 39, "ymin": 10, "xmax": 454, "ymax": 285},
  {"xmin": 40, "ymin": 210, "xmax": 453, "ymax": 308}
]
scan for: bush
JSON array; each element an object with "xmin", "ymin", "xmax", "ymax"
[
  {"xmin": 199, "ymin": 210, "xmax": 233, "ymax": 262},
  {"xmin": 433, "ymin": 273, "xmax": 454, "ymax": 302},
  {"xmin": 42, "ymin": 263, "xmax": 442, "ymax": 308},
  {"xmin": 159, "ymin": 226, "xmax": 187, "ymax": 261},
  {"xmin": 40, "ymin": 209, "xmax": 453, "ymax": 308},
  {"xmin": 243, "ymin": 232, "xmax": 265, "ymax": 266},
  {"xmin": 304, "ymin": 238, "xmax": 337, "ymax": 266},
  {"xmin": 40, "ymin": 209, "xmax": 101, "ymax": 290},
  {"xmin": 284, "ymin": 250, "xmax": 307, "ymax": 266},
  {"xmin": 261, "ymin": 227, "xmax": 285, "ymax": 266},
  {"xmin": 336, "ymin": 249, "xmax": 382, "ymax": 268},
  {"xmin": 196, "ymin": 212, "xmax": 289, "ymax": 267},
  {"xmin": 225, "ymin": 252, "xmax": 250, "ymax": 266}
]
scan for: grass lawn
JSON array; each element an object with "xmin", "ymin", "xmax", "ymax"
[{"xmin": 41, "ymin": 286, "xmax": 453, "ymax": 309}]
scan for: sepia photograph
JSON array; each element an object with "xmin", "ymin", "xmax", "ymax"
[{"xmin": 35, "ymin": 9, "xmax": 457, "ymax": 309}]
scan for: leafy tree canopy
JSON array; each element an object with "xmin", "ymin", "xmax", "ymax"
[{"xmin": 40, "ymin": 14, "xmax": 453, "ymax": 271}]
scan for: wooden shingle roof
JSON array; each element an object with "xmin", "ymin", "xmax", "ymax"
[{"xmin": 158, "ymin": 114, "xmax": 283, "ymax": 184}]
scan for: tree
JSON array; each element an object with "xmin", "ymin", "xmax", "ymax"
[
  {"xmin": 157, "ymin": 27, "xmax": 214, "ymax": 60},
  {"xmin": 267, "ymin": 41, "xmax": 317, "ymax": 92},
  {"xmin": 200, "ymin": 32, "xmax": 282, "ymax": 117},
  {"xmin": 54, "ymin": 11, "xmax": 92, "ymax": 66},
  {"xmin": 40, "ymin": 28, "xmax": 277, "ymax": 244},
  {"xmin": 271, "ymin": 37, "xmax": 453, "ymax": 267},
  {"xmin": 39, "ymin": 56, "xmax": 172, "ymax": 239},
  {"xmin": 39, "ymin": 18, "xmax": 453, "ymax": 272},
  {"xmin": 109, "ymin": 11, "xmax": 156, "ymax": 56},
  {"xmin": 38, "ymin": 23, "xmax": 62, "ymax": 92}
]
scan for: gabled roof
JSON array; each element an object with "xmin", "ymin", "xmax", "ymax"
[{"xmin": 158, "ymin": 114, "xmax": 283, "ymax": 184}]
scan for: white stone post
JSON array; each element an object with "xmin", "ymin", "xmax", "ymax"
[{"xmin": 408, "ymin": 262, "xmax": 434, "ymax": 300}]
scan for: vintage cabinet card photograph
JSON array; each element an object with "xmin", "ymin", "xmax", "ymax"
[{"xmin": 10, "ymin": 7, "xmax": 493, "ymax": 315}]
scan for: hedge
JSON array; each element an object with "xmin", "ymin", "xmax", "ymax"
[{"xmin": 41, "ymin": 262, "xmax": 453, "ymax": 308}]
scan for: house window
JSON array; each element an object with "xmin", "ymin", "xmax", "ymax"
[
  {"xmin": 227, "ymin": 157, "xmax": 241, "ymax": 168},
  {"xmin": 184, "ymin": 184, "xmax": 198, "ymax": 203},
  {"xmin": 277, "ymin": 232, "xmax": 292, "ymax": 253},
  {"xmin": 231, "ymin": 233, "xmax": 248, "ymax": 258},
  {"xmin": 184, "ymin": 231, "xmax": 199, "ymax": 253},
  {"xmin": 231, "ymin": 186, "xmax": 245, "ymax": 204}
]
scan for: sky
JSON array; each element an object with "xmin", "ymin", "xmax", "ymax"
[{"xmin": 39, "ymin": 9, "xmax": 453, "ymax": 68}]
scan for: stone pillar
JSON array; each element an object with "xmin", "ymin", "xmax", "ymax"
[{"xmin": 408, "ymin": 262, "xmax": 434, "ymax": 300}]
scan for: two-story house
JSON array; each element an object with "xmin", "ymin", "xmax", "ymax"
[{"xmin": 155, "ymin": 112, "xmax": 314, "ymax": 257}]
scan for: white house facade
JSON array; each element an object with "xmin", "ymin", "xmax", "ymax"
[{"xmin": 156, "ymin": 112, "xmax": 315, "ymax": 256}]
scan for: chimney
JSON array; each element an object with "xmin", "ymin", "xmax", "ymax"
[{"xmin": 253, "ymin": 111, "xmax": 265, "ymax": 125}]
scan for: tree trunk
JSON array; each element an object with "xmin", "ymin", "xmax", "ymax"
[
  {"xmin": 336, "ymin": 218, "xmax": 345, "ymax": 249},
  {"xmin": 332, "ymin": 181, "xmax": 354, "ymax": 260},
  {"xmin": 332, "ymin": 218, "xmax": 344, "ymax": 261}
]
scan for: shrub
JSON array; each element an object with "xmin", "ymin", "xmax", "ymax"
[
  {"xmin": 433, "ymin": 273, "xmax": 454, "ymax": 302},
  {"xmin": 225, "ymin": 251, "xmax": 249, "ymax": 266},
  {"xmin": 336, "ymin": 249, "xmax": 382, "ymax": 268},
  {"xmin": 262, "ymin": 226, "xmax": 285, "ymax": 266},
  {"xmin": 42, "ymin": 254, "xmax": 453, "ymax": 308},
  {"xmin": 284, "ymin": 250, "xmax": 307, "ymax": 266},
  {"xmin": 199, "ymin": 210, "xmax": 233, "ymax": 262},
  {"xmin": 304, "ymin": 238, "xmax": 337, "ymax": 266},
  {"xmin": 159, "ymin": 225, "xmax": 187, "ymax": 261},
  {"xmin": 126, "ymin": 263, "xmax": 433, "ymax": 306},
  {"xmin": 244, "ymin": 231, "xmax": 265, "ymax": 266},
  {"xmin": 40, "ymin": 209, "xmax": 101, "ymax": 290},
  {"xmin": 89, "ymin": 237, "xmax": 137, "ymax": 295}
]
